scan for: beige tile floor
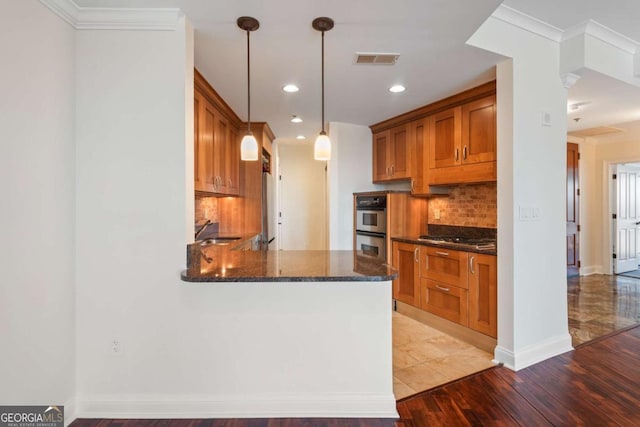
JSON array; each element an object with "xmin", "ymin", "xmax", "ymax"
[{"xmin": 392, "ymin": 311, "xmax": 495, "ymax": 399}]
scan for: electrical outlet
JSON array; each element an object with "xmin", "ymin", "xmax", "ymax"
[
  {"xmin": 434, "ymin": 209, "xmax": 441, "ymax": 220},
  {"xmin": 111, "ymin": 339, "xmax": 124, "ymax": 356}
]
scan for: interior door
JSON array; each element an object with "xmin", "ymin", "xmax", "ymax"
[
  {"xmin": 614, "ymin": 164, "xmax": 640, "ymax": 274},
  {"xmin": 566, "ymin": 143, "xmax": 580, "ymax": 276}
]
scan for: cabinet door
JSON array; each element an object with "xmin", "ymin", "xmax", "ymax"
[
  {"xmin": 372, "ymin": 130, "xmax": 390, "ymax": 182},
  {"xmin": 226, "ymin": 126, "xmax": 240, "ymax": 195},
  {"xmin": 200, "ymin": 95, "xmax": 218, "ymax": 193},
  {"xmin": 462, "ymin": 95, "xmax": 496, "ymax": 164},
  {"xmin": 411, "ymin": 119, "xmax": 429, "ymax": 194},
  {"xmin": 421, "ymin": 246, "xmax": 469, "ymax": 288},
  {"xmin": 429, "ymin": 106, "xmax": 461, "ymax": 169},
  {"xmin": 468, "ymin": 254, "xmax": 497, "ymax": 337},
  {"xmin": 194, "ymin": 95, "xmax": 204, "ymax": 192},
  {"xmin": 392, "ymin": 242, "xmax": 420, "ymax": 307},
  {"xmin": 214, "ymin": 114, "xmax": 229, "ymax": 193},
  {"xmin": 421, "ymin": 279, "xmax": 468, "ymax": 326},
  {"xmin": 389, "ymin": 124, "xmax": 411, "ymax": 179}
]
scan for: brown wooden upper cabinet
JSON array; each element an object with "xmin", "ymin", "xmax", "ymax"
[
  {"xmin": 429, "ymin": 95, "xmax": 496, "ymax": 169},
  {"xmin": 429, "ymin": 106, "xmax": 461, "ymax": 169},
  {"xmin": 462, "ymin": 95, "xmax": 496, "ymax": 164},
  {"xmin": 372, "ymin": 124, "xmax": 411, "ymax": 182},
  {"xmin": 194, "ymin": 70, "xmax": 241, "ymax": 196},
  {"xmin": 428, "ymin": 94, "xmax": 496, "ymax": 185},
  {"xmin": 410, "ymin": 118, "xmax": 430, "ymax": 195}
]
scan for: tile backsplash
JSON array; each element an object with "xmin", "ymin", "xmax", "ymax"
[
  {"xmin": 428, "ymin": 183, "xmax": 497, "ymax": 228},
  {"xmin": 195, "ymin": 195, "xmax": 244, "ymax": 234},
  {"xmin": 195, "ymin": 197, "xmax": 219, "ymax": 224}
]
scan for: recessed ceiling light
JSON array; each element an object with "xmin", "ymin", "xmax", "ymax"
[
  {"xmin": 291, "ymin": 115, "xmax": 303, "ymax": 123},
  {"xmin": 296, "ymin": 135, "xmax": 305, "ymax": 140},
  {"xmin": 389, "ymin": 85, "xmax": 406, "ymax": 93},
  {"xmin": 283, "ymin": 84, "xmax": 299, "ymax": 93}
]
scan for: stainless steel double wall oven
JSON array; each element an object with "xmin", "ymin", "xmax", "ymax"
[{"xmin": 354, "ymin": 194, "xmax": 387, "ymax": 261}]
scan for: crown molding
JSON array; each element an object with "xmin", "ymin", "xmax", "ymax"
[
  {"xmin": 40, "ymin": 0, "xmax": 182, "ymax": 31},
  {"xmin": 563, "ymin": 20, "xmax": 639, "ymax": 54},
  {"xmin": 491, "ymin": 4, "xmax": 563, "ymax": 43}
]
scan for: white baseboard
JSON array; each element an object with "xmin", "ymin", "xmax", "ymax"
[
  {"xmin": 493, "ymin": 345, "xmax": 514, "ymax": 369},
  {"xmin": 76, "ymin": 393, "xmax": 399, "ymax": 419},
  {"xmin": 495, "ymin": 334, "xmax": 573, "ymax": 371},
  {"xmin": 581, "ymin": 265, "xmax": 603, "ymax": 276},
  {"xmin": 64, "ymin": 396, "xmax": 77, "ymax": 427}
]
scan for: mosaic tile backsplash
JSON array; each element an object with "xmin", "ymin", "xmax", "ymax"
[{"xmin": 428, "ymin": 183, "xmax": 497, "ymax": 228}]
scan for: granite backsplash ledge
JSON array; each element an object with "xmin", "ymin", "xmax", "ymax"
[{"xmin": 426, "ymin": 224, "xmax": 496, "ymax": 240}]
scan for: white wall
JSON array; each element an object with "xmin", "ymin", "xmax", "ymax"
[
  {"xmin": 327, "ymin": 122, "xmax": 409, "ymax": 251},
  {"xmin": 0, "ymin": 0, "xmax": 76, "ymax": 415},
  {"xmin": 469, "ymin": 16, "xmax": 573, "ymax": 369},
  {"xmin": 74, "ymin": 17, "xmax": 191, "ymax": 402},
  {"xmin": 277, "ymin": 143, "xmax": 327, "ymax": 250},
  {"xmin": 71, "ymin": 19, "xmax": 393, "ymax": 419}
]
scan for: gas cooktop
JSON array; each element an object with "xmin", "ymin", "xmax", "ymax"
[{"xmin": 418, "ymin": 235, "xmax": 496, "ymax": 250}]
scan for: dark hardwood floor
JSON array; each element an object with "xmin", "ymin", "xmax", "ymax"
[{"xmin": 71, "ymin": 325, "xmax": 640, "ymax": 427}]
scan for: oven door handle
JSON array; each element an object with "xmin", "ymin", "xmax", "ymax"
[{"xmin": 355, "ymin": 230, "xmax": 386, "ymax": 238}]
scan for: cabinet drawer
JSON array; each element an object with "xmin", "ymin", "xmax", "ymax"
[
  {"xmin": 420, "ymin": 246, "xmax": 469, "ymax": 288},
  {"xmin": 420, "ymin": 279, "xmax": 468, "ymax": 326}
]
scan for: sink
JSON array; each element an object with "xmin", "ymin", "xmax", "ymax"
[{"xmin": 200, "ymin": 236, "xmax": 242, "ymax": 246}]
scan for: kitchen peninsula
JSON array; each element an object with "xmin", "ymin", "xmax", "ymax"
[
  {"xmin": 182, "ymin": 241, "xmax": 397, "ymax": 282},
  {"xmin": 180, "ymin": 240, "xmax": 399, "ymax": 418}
]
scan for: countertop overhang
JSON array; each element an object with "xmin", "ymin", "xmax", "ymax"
[{"xmin": 181, "ymin": 248, "xmax": 397, "ymax": 282}]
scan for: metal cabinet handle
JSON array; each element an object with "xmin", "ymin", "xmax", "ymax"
[
  {"xmin": 470, "ymin": 256, "xmax": 475, "ymax": 274},
  {"xmin": 455, "ymin": 148, "xmax": 459, "ymax": 161},
  {"xmin": 228, "ymin": 178, "xmax": 232, "ymax": 187},
  {"xmin": 391, "ymin": 165, "xmax": 395, "ymax": 176},
  {"xmin": 463, "ymin": 146, "xmax": 467, "ymax": 160},
  {"xmin": 414, "ymin": 247, "xmax": 419, "ymax": 263},
  {"xmin": 411, "ymin": 178, "xmax": 415, "ymax": 191},
  {"xmin": 386, "ymin": 167, "xmax": 390, "ymax": 176},
  {"xmin": 436, "ymin": 285, "xmax": 450, "ymax": 292},
  {"xmin": 435, "ymin": 251, "xmax": 449, "ymax": 257}
]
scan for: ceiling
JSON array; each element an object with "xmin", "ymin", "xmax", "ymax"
[{"xmin": 74, "ymin": 0, "xmax": 640, "ymax": 144}]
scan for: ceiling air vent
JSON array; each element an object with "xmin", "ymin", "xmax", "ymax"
[
  {"xmin": 568, "ymin": 126, "xmax": 624, "ymax": 138},
  {"xmin": 355, "ymin": 52, "xmax": 400, "ymax": 65}
]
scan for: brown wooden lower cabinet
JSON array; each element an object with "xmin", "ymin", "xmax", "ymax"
[
  {"xmin": 392, "ymin": 240, "xmax": 497, "ymax": 338},
  {"xmin": 392, "ymin": 242, "xmax": 420, "ymax": 306},
  {"xmin": 420, "ymin": 278, "xmax": 468, "ymax": 326},
  {"xmin": 468, "ymin": 253, "xmax": 497, "ymax": 337}
]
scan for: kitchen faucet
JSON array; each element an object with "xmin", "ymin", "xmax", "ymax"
[{"xmin": 194, "ymin": 219, "xmax": 212, "ymax": 240}]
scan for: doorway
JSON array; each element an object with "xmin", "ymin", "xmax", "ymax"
[
  {"xmin": 611, "ymin": 163, "xmax": 640, "ymax": 275},
  {"xmin": 567, "ymin": 142, "xmax": 580, "ymax": 276},
  {"xmin": 276, "ymin": 142, "xmax": 328, "ymax": 250}
]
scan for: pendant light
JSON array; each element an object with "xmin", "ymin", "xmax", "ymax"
[
  {"xmin": 312, "ymin": 17, "xmax": 334, "ymax": 161},
  {"xmin": 238, "ymin": 16, "xmax": 260, "ymax": 161}
]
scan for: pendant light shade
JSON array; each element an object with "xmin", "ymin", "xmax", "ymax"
[
  {"xmin": 312, "ymin": 17, "xmax": 334, "ymax": 161},
  {"xmin": 238, "ymin": 16, "xmax": 260, "ymax": 161},
  {"xmin": 240, "ymin": 134, "xmax": 259, "ymax": 161},
  {"xmin": 314, "ymin": 132, "xmax": 331, "ymax": 161}
]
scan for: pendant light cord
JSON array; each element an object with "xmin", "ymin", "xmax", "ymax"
[
  {"xmin": 321, "ymin": 30, "xmax": 325, "ymax": 134},
  {"xmin": 246, "ymin": 29, "xmax": 251, "ymax": 134}
]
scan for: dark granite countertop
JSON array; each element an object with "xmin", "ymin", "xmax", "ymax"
[
  {"xmin": 181, "ymin": 247, "xmax": 397, "ymax": 282},
  {"xmin": 392, "ymin": 236, "xmax": 497, "ymax": 256}
]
